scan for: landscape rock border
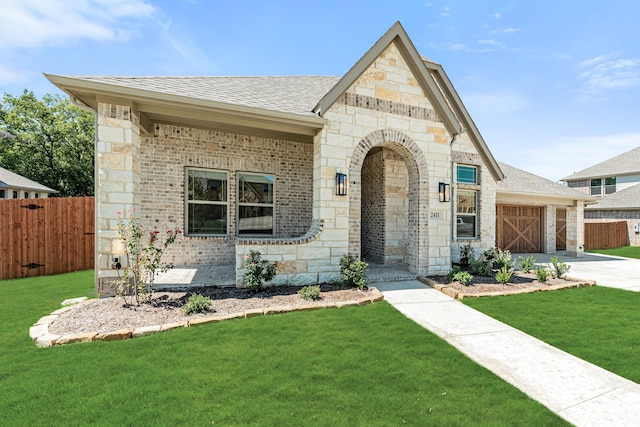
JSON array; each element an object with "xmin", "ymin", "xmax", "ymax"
[
  {"xmin": 420, "ymin": 276, "xmax": 596, "ymax": 300},
  {"xmin": 30, "ymin": 288, "xmax": 385, "ymax": 347}
]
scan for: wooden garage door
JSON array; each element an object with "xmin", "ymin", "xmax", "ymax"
[
  {"xmin": 496, "ymin": 205, "xmax": 542, "ymax": 253},
  {"xmin": 556, "ymin": 209, "xmax": 566, "ymax": 250}
]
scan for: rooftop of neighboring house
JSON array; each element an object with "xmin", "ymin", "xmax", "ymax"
[
  {"xmin": 585, "ymin": 182, "xmax": 640, "ymax": 210},
  {"xmin": 0, "ymin": 166, "xmax": 58, "ymax": 193},
  {"xmin": 562, "ymin": 146, "xmax": 640, "ymax": 181},
  {"xmin": 496, "ymin": 161, "xmax": 595, "ymax": 202},
  {"xmin": 0, "ymin": 130, "xmax": 15, "ymax": 139}
]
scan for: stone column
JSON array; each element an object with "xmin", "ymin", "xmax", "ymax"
[
  {"xmin": 95, "ymin": 102, "xmax": 142, "ymax": 295},
  {"xmin": 565, "ymin": 201, "xmax": 585, "ymax": 258},
  {"xmin": 544, "ymin": 205, "xmax": 557, "ymax": 254}
]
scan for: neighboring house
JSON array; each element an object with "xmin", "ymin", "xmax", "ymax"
[
  {"xmin": 0, "ymin": 130, "xmax": 14, "ymax": 139},
  {"xmin": 46, "ymin": 22, "xmax": 591, "ymax": 294},
  {"xmin": 563, "ymin": 146, "xmax": 640, "ymax": 246},
  {"xmin": 0, "ymin": 166, "xmax": 58, "ymax": 200}
]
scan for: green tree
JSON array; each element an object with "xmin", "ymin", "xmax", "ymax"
[{"xmin": 0, "ymin": 90, "xmax": 94, "ymax": 196}]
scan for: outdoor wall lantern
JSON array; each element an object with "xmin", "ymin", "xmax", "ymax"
[
  {"xmin": 438, "ymin": 182, "xmax": 450, "ymax": 202},
  {"xmin": 336, "ymin": 172, "xmax": 347, "ymax": 196}
]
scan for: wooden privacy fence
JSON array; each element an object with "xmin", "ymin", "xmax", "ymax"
[
  {"xmin": 0, "ymin": 197, "xmax": 94, "ymax": 280},
  {"xmin": 584, "ymin": 221, "xmax": 628, "ymax": 250}
]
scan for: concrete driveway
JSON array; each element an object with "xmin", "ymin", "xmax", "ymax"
[{"xmin": 514, "ymin": 251, "xmax": 640, "ymax": 292}]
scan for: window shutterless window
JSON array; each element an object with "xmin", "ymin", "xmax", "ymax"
[
  {"xmin": 0, "ymin": 189, "xmax": 5, "ymax": 198},
  {"xmin": 186, "ymin": 168, "xmax": 228, "ymax": 235},
  {"xmin": 590, "ymin": 178, "xmax": 602, "ymax": 196},
  {"xmin": 456, "ymin": 165, "xmax": 477, "ymax": 184},
  {"xmin": 12, "ymin": 191, "xmax": 17, "ymax": 199},
  {"xmin": 604, "ymin": 176, "xmax": 616, "ymax": 195},
  {"xmin": 456, "ymin": 189, "xmax": 477, "ymax": 238},
  {"xmin": 237, "ymin": 173, "xmax": 274, "ymax": 235}
]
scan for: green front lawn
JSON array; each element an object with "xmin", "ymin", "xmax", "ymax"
[
  {"xmin": 0, "ymin": 271, "xmax": 567, "ymax": 426},
  {"xmin": 464, "ymin": 286, "xmax": 640, "ymax": 383},
  {"xmin": 588, "ymin": 245, "xmax": 640, "ymax": 259}
]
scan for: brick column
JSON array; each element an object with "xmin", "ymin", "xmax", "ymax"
[{"xmin": 95, "ymin": 102, "xmax": 142, "ymax": 295}]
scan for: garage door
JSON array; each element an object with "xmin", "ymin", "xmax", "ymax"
[
  {"xmin": 556, "ymin": 209, "xmax": 566, "ymax": 250},
  {"xmin": 496, "ymin": 205, "xmax": 542, "ymax": 252}
]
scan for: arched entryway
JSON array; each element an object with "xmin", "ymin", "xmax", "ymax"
[{"xmin": 348, "ymin": 129, "xmax": 429, "ymax": 275}]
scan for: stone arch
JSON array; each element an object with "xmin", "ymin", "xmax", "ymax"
[{"xmin": 348, "ymin": 129, "xmax": 430, "ymax": 275}]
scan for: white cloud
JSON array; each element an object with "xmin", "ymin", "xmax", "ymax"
[
  {"xmin": 492, "ymin": 12, "xmax": 502, "ymax": 19},
  {"xmin": 577, "ymin": 54, "xmax": 640, "ymax": 92},
  {"xmin": 0, "ymin": 64, "xmax": 31, "ymax": 85},
  {"xmin": 512, "ymin": 133, "xmax": 640, "ymax": 182},
  {"xmin": 160, "ymin": 19, "xmax": 215, "ymax": 73},
  {"xmin": 0, "ymin": 0, "xmax": 156, "ymax": 50}
]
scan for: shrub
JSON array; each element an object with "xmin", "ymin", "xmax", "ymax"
[
  {"xmin": 495, "ymin": 266, "xmax": 513, "ymax": 284},
  {"xmin": 298, "ymin": 285, "xmax": 321, "ymax": 301},
  {"xmin": 471, "ymin": 259, "xmax": 493, "ymax": 277},
  {"xmin": 181, "ymin": 294, "xmax": 212, "ymax": 314},
  {"xmin": 549, "ymin": 256, "xmax": 570, "ymax": 279},
  {"xmin": 494, "ymin": 248, "xmax": 514, "ymax": 270},
  {"xmin": 535, "ymin": 266, "xmax": 549, "ymax": 283},
  {"xmin": 517, "ymin": 255, "xmax": 536, "ymax": 273},
  {"xmin": 111, "ymin": 208, "xmax": 181, "ymax": 306},
  {"xmin": 340, "ymin": 254, "xmax": 368, "ymax": 290},
  {"xmin": 459, "ymin": 244, "xmax": 473, "ymax": 267},
  {"xmin": 452, "ymin": 271, "xmax": 473, "ymax": 286},
  {"xmin": 243, "ymin": 250, "xmax": 279, "ymax": 292},
  {"xmin": 447, "ymin": 265, "xmax": 462, "ymax": 283}
]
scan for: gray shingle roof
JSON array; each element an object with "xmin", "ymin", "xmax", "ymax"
[
  {"xmin": 0, "ymin": 167, "xmax": 57, "ymax": 193},
  {"xmin": 585, "ymin": 183, "xmax": 640, "ymax": 210},
  {"xmin": 563, "ymin": 146, "xmax": 640, "ymax": 181},
  {"xmin": 496, "ymin": 162, "xmax": 593, "ymax": 200},
  {"xmin": 69, "ymin": 75, "xmax": 341, "ymax": 117}
]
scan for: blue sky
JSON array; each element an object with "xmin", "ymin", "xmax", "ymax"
[{"xmin": 1, "ymin": 0, "xmax": 639, "ymax": 182}]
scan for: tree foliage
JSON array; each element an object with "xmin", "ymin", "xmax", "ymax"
[{"xmin": 0, "ymin": 90, "xmax": 95, "ymax": 196}]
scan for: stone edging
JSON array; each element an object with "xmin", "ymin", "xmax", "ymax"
[
  {"xmin": 419, "ymin": 277, "xmax": 596, "ymax": 300},
  {"xmin": 29, "ymin": 288, "xmax": 385, "ymax": 348}
]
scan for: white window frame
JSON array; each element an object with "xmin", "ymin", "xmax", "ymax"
[
  {"xmin": 185, "ymin": 167, "xmax": 228, "ymax": 236},
  {"xmin": 455, "ymin": 164, "xmax": 479, "ymax": 239},
  {"xmin": 237, "ymin": 172, "xmax": 275, "ymax": 236}
]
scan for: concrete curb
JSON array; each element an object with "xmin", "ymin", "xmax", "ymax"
[{"xmin": 29, "ymin": 287, "xmax": 384, "ymax": 347}]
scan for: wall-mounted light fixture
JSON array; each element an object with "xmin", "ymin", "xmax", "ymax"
[
  {"xmin": 336, "ymin": 172, "xmax": 347, "ymax": 196},
  {"xmin": 438, "ymin": 182, "xmax": 450, "ymax": 202}
]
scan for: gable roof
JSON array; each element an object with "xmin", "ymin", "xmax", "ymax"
[
  {"xmin": 0, "ymin": 166, "xmax": 57, "ymax": 193},
  {"xmin": 585, "ymin": 183, "xmax": 640, "ymax": 210},
  {"xmin": 313, "ymin": 22, "xmax": 503, "ymax": 181},
  {"xmin": 563, "ymin": 146, "xmax": 640, "ymax": 181},
  {"xmin": 496, "ymin": 162, "xmax": 595, "ymax": 202}
]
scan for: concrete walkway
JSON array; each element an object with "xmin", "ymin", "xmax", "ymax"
[
  {"xmin": 376, "ymin": 280, "xmax": 640, "ymax": 427},
  {"xmin": 514, "ymin": 252, "xmax": 640, "ymax": 292}
]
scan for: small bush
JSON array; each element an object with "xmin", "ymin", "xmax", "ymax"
[
  {"xmin": 181, "ymin": 294, "xmax": 212, "ymax": 314},
  {"xmin": 471, "ymin": 259, "xmax": 493, "ymax": 277},
  {"xmin": 243, "ymin": 250, "xmax": 279, "ymax": 292},
  {"xmin": 517, "ymin": 255, "xmax": 536, "ymax": 273},
  {"xmin": 535, "ymin": 266, "xmax": 549, "ymax": 283},
  {"xmin": 340, "ymin": 254, "xmax": 368, "ymax": 290},
  {"xmin": 495, "ymin": 266, "xmax": 513, "ymax": 284},
  {"xmin": 447, "ymin": 265, "xmax": 462, "ymax": 283},
  {"xmin": 459, "ymin": 244, "xmax": 473, "ymax": 267},
  {"xmin": 549, "ymin": 256, "xmax": 570, "ymax": 279},
  {"xmin": 452, "ymin": 271, "xmax": 473, "ymax": 286},
  {"xmin": 298, "ymin": 285, "xmax": 321, "ymax": 301}
]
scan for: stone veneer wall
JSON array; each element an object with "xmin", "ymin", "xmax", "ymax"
[
  {"xmin": 383, "ymin": 149, "xmax": 409, "ymax": 264},
  {"xmin": 139, "ymin": 124, "xmax": 314, "ymax": 266}
]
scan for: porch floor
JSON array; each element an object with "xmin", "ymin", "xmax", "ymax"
[{"xmin": 154, "ymin": 262, "xmax": 415, "ymax": 291}]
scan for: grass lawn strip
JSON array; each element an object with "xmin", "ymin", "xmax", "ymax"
[
  {"xmin": 588, "ymin": 246, "xmax": 640, "ymax": 259},
  {"xmin": 463, "ymin": 286, "xmax": 640, "ymax": 384},
  {"xmin": 0, "ymin": 271, "xmax": 567, "ymax": 426}
]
